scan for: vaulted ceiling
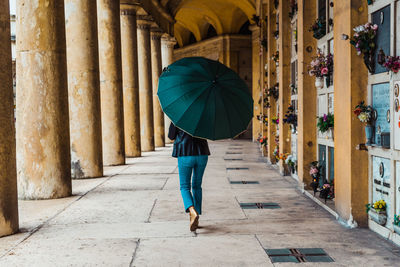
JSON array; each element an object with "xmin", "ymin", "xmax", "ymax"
[{"xmin": 159, "ymin": 0, "xmax": 256, "ymax": 47}]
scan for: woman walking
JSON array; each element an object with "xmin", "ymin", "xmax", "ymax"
[{"xmin": 168, "ymin": 123, "xmax": 210, "ymax": 232}]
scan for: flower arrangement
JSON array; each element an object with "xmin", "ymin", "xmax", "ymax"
[
  {"xmin": 285, "ymin": 155, "xmax": 297, "ymax": 174},
  {"xmin": 317, "ymin": 113, "xmax": 334, "ymax": 133},
  {"xmin": 289, "ymin": 0, "xmax": 298, "ymax": 20},
  {"xmin": 381, "ymin": 56, "xmax": 400, "ymax": 73},
  {"xmin": 308, "ymin": 51, "xmax": 333, "ymax": 81},
  {"xmin": 309, "ymin": 18, "xmax": 326, "ymax": 39},
  {"xmin": 266, "ymin": 84, "xmax": 279, "ymax": 101},
  {"xmin": 394, "ymin": 215, "xmax": 400, "ymax": 226},
  {"xmin": 309, "ymin": 161, "xmax": 321, "ymax": 193},
  {"xmin": 258, "ymin": 136, "xmax": 267, "ymax": 147},
  {"xmin": 271, "ymin": 116, "xmax": 279, "ymax": 125},
  {"xmin": 354, "ymin": 101, "xmax": 374, "ymax": 124},
  {"xmin": 257, "ymin": 114, "xmax": 269, "ymax": 126},
  {"xmin": 367, "ymin": 200, "xmax": 387, "ymax": 225},
  {"xmin": 350, "ymin": 22, "xmax": 378, "ymax": 73},
  {"xmin": 272, "ymin": 51, "xmax": 279, "ymax": 65},
  {"xmin": 366, "ymin": 200, "xmax": 386, "ymax": 213},
  {"xmin": 273, "ymin": 146, "xmax": 279, "ymax": 160},
  {"xmin": 283, "ymin": 105, "xmax": 297, "ymax": 130},
  {"xmin": 279, "ymin": 153, "xmax": 288, "ymax": 161}
]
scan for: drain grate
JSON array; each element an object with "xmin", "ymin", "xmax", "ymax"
[
  {"xmin": 224, "ymin": 158, "xmax": 243, "ymax": 161},
  {"xmin": 265, "ymin": 248, "xmax": 334, "ymax": 263},
  {"xmin": 230, "ymin": 181, "xmax": 259, "ymax": 184},
  {"xmin": 240, "ymin": 202, "xmax": 280, "ymax": 209},
  {"xmin": 226, "ymin": 152, "xmax": 242, "ymax": 155},
  {"xmin": 227, "ymin": 167, "xmax": 249, "ymax": 170}
]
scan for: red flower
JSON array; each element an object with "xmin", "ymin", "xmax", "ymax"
[{"xmin": 354, "ymin": 108, "xmax": 362, "ymax": 116}]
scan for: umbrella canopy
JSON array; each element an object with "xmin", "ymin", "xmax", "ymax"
[{"xmin": 157, "ymin": 57, "xmax": 253, "ymax": 140}]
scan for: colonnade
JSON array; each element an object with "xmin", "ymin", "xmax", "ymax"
[{"xmin": 0, "ymin": 0, "xmax": 176, "ymax": 237}]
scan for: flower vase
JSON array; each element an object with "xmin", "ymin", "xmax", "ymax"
[
  {"xmin": 394, "ymin": 224, "xmax": 400, "ymax": 235},
  {"xmin": 324, "ymin": 75, "xmax": 331, "ymax": 88},
  {"xmin": 363, "ymin": 52, "xmax": 375, "ymax": 74},
  {"xmin": 365, "ymin": 125, "xmax": 373, "ymax": 145},
  {"xmin": 368, "ymin": 209, "xmax": 387, "ymax": 225},
  {"xmin": 315, "ymin": 78, "xmax": 324, "ymax": 89},
  {"xmin": 329, "ymin": 127, "xmax": 334, "ymax": 140}
]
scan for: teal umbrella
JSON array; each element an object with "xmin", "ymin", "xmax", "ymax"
[{"xmin": 157, "ymin": 57, "xmax": 253, "ymax": 140}]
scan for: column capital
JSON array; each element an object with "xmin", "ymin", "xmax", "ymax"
[
  {"xmin": 120, "ymin": 3, "xmax": 140, "ymax": 16},
  {"xmin": 249, "ymin": 24, "xmax": 260, "ymax": 33},
  {"xmin": 150, "ymin": 27, "xmax": 163, "ymax": 40},
  {"xmin": 161, "ymin": 35, "xmax": 177, "ymax": 48},
  {"xmin": 137, "ymin": 15, "xmax": 153, "ymax": 29},
  {"xmin": 120, "ymin": 0, "xmax": 141, "ymax": 15}
]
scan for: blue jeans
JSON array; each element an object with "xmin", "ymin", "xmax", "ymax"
[{"xmin": 178, "ymin": 155, "xmax": 208, "ymax": 215}]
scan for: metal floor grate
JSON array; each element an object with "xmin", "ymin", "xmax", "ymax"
[
  {"xmin": 226, "ymin": 152, "xmax": 242, "ymax": 155},
  {"xmin": 224, "ymin": 158, "xmax": 243, "ymax": 161},
  {"xmin": 230, "ymin": 181, "xmax": 259, "ymax": 184},
  {"xmin": 239, "ymin": 202, "xmax": 280, "ymax": 209},
  {"xmin": 265, "ymin": 248, "xmax": 334, "ymax": 263},
  {"xmin": 226, "ymin": 167, "xmax": 249, "ymax": 170}
]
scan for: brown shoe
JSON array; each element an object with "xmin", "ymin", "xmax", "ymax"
[{"xmin": 188, "ymin": 206, "xmax": 199, "ymax": 232}]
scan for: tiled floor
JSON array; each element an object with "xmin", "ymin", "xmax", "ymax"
[{"xmin": 0, "ymin": 140, "xmax": 399, "ymax": 266}]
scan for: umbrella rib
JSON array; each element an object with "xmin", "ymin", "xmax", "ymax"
[
  {"xmin": 222, "ymin": 92, "xmax": 248, "ymax": 134},
  {"xmin": 161, "ymin": 85, "xmax": 208, "ymax": 111},
  {"xmin": 219, "ymin": 84, "xmax": 253, "ymax": 115},
  {"xmin": 215, "ymin": 88, "xmax": 232, "ymax": 138},
  {"xmin": 193, "ymin": 87, "xmax": 213, "ymax": 136},
  {"xmin": 158, "ymin": 80, "xmax": 209, "ymax": 94},
  {"xmin": 174, "ymin": 84, "xmax": 214, "ymax": 126}
]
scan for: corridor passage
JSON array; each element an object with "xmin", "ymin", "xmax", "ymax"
[{"xmin": 0, "ymin": 141, "xmax": 399, "ymax": 266}]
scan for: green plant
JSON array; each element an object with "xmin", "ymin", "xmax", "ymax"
[
  {"xmin": 394, "ymin": 215, "xmax": 400, "ymax": 226},
  {"xmin": 317, "ymin": 113, "xmax": 334, "ymax": 133}
]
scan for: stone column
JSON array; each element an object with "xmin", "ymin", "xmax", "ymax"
[
  {"xmin": 137, "ymin": 15, "xmax": 155, "ymax": 152},
  {"xmin": 297, "ymin": 0, "xmax": 317, "ymax": 187},
  {"xmin": 250, "ymin": 24, "xmax": 262, "ymax": 142},
  {"xmin": 120, "ymin": 2, "xmax": 141, "ymax": 157},
  {"xmin": 65, "ymin": 0, "xmax": 103, "ymax": 178},
  {"xmin": 161, "ymin": 35, "xmax": 176, "ymax": 144},
  {"xmin": 278, "ymin": 0, "xmax": 291, "ymax": 175},
  {"xmin": 16, "ymin": 1, "xmax": 72, "ymax": 199},
  {"xmin": 97, "ymin": 0, "xmax": 125, "ymax": 165},
  {"xmin": 0, "ymin": 0, "xmax": 18, "ymax": 236},
  {"xmin": 151, "ymin": 28, "xmax": 165, "ymax": 147},
  {"xmin": 334, "ymin": 0, "xmax": 368, "ymax": 226}
]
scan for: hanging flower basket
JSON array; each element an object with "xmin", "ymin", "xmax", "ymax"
[
  {"xmin": 309, "ymin": 19, "xmax": 326, "ymax": 40},
  {"xmin": 350, "ymin": 23, "xmax": 378, "ymax": 74}
]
